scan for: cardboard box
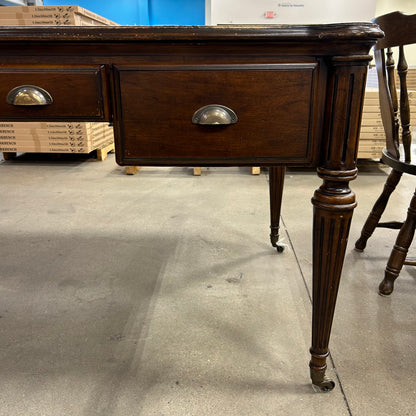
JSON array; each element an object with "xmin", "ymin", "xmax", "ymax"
[
  {"xmin": 0, "ymin": 15, "xmax": 107, "ymax": 26},
  {"xmin": 0, "ymin": 5, "xmax": 118, "ymax": 26},
  {"xmin": 360, "ymin": 125, "xmax": 385, "ymax": 133},
  {"xmin": 0, "ymin": 137, "xmax": 113, "ymax": 153}
]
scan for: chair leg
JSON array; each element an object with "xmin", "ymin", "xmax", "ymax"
[
  {"xmin": 379, "ymin": 188, "xmax": 416, "ymax": 295},
  {"xmin": 355, "ymin": 169, "xmax": 403, "ymax": 251}
]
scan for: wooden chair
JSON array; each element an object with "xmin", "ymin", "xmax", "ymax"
[{"xmin": 355, "ymin": 11, "xmax": 416, "ymax": 295}]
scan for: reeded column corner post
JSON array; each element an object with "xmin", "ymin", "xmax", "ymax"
[{"xmin": 309, "ymin": 55, "xmax": 372, "ymax": 391}]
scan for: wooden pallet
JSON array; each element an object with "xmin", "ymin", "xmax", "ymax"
[
  {"xmin": 125, "ymin": 166, "xmax": 140, "ymax": 175},
  {"xmin": 95, "ymin": 142, "xmax": 115, "ymax": 161},
  {"xmin": 2, "ymin": 141, "xmax": 115, "ymax": 162},
  {"xmin": 125, "ymin": 166, "xmax": 261, "ymax": 175},
  {"xmin": 192, "ymin": 167, "xmax": 261, "ymax": 175}
]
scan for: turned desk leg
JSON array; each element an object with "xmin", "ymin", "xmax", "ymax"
[
  {"xmin": 269, "ymin": 166, "xmax": 286, "ymax": 252},
  {"xmin": 307, "ymin": 53, "xmax": 371, "ymax": 390},
  {"xmin": 309, "ymin": 168, "xmax": 357, "ymax": 391}
]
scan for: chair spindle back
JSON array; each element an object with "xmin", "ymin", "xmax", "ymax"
[{"xmin": 373, "ymin": 11, "xmax": 416, "ymax": 163}]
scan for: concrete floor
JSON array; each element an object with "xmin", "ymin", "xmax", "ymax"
[{"xmin": 0, "ymin": 153, "xmax": 415, "ymax": 416}]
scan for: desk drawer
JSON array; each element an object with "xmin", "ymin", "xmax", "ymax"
[
  {"xmin": 0, "ymin": 66, "xmax": 108, "ymax": 121},
  {"xmin": 113, "ymin": 63, "xmax": 321, "ymax": 166}
]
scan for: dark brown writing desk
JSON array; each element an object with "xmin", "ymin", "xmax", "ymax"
[{"xmin": 0, "ymin": 24, "xmax": 383, "ymax": 391}]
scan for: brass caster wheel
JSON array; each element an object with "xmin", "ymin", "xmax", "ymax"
[
  {"xmin": 270, "ymin": 233, "xmax": 284, "ymax": 253},
  {"xmin": 276, "ymin": 245, "xmax": 284, "ymax": 253},
  {"xmin": 312, "ymin": 377, "xmax": 335, "ymax": 393}
]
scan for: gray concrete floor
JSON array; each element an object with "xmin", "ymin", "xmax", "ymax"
[{"xmin": 0, "ymin": 153, "xmax": 415, "ymax": 416}]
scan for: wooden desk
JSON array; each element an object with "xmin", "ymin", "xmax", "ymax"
[{"xmin": 0, "ymin": 24, "xmax": 383, "ymax": 391}]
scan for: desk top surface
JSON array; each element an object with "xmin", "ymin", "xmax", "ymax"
[{"xmin": 0, "ymin": 23, "xmax": 383, "ymax": 43}]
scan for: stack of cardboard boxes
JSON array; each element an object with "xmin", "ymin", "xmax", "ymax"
[
  {"xmin": 0, "ymin": 6, "xmax": 117, "ymax": 157},
  {"xmin": 358, "ymin": 68, "xmax": 415, "ymax": 159},
  {"xmin": 396, "ymin": 68, "xmax": 416, "ymax": 91},
  {"xmin": 0, "ymin": 5, "xmax": 117, "ymax": 27},
  {"xmin": 358, "ymin": 88, "xmax": 388, "ymax": 159},
  {"xmin": 0, "ymin": 122, "xmax": 114, "ymax": 154}
]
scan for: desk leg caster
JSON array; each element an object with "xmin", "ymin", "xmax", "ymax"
[
  {"xmin": 275, "ymin": 245, "xmax": 284, "ymax": 253},
  {"xmin": 311, "ymin": 369, "xmax": 336, "ymax": 393},
  {"xmin": 310, "ymin": 352, "xmax": 336, "ymax": 392},
  {"xmin": 270, "ymin": 228, "xmax": 284, "ymax": 252}
]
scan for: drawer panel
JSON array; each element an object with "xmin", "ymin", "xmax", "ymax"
[
  {"xmin": 0, "ymin": 66, "xmax": 108, "ymax": 120},
  {"xmin": 113, "ymin": 63, "xmax": 322, "ymax": 166}
]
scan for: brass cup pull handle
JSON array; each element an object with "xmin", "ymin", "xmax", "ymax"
[
  {"xmin": 192, "ymin": 104, "xmax": 238, "ymax": 125},
  {"xmin": 7, "ymin": 85, "xmax": 53, "ymax": 106}
]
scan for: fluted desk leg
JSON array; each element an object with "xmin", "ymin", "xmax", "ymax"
[
  {"xmin": 310, "ymin": 168, "xmax": 357, "ymax": 391},
  {"xmin": 308, "ymin": 54, "xmax": 370, "ymax": 391},
  {"xmin": 269, "ymin": 166, "xmax": 286, "ymax": 252}
]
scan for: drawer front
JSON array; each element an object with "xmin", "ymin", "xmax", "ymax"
[
  {"xmin": 113, "ymin": 63, "xmax": 322, "ymax": 166},
  {"xmin": 0, "ymin": 66, "xmax": 108, "ymax": 120}
]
